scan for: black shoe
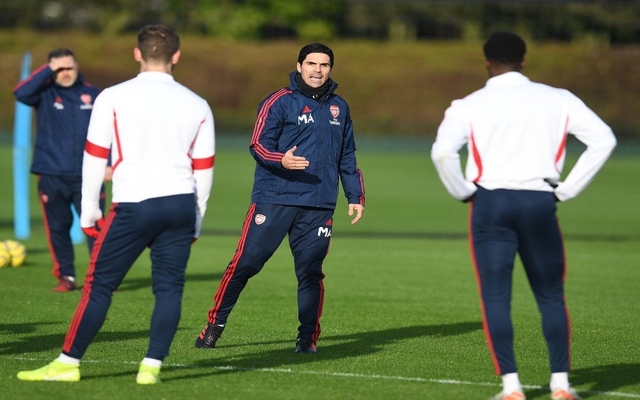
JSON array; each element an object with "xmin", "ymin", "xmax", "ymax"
[
  {"xmin": 195, "ymin": 323, "xmax": 225, "ymax": 348},
  {"xmin": 295, "ymin": 338, "xmax": 317, "ymax": 354}
]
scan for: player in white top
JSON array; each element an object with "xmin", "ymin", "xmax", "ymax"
[
  {"xmin": 432, "ymin": 32, "xmax": 616, "ymax": 400},
  {"xmin": 17, "ymin": 24, "xmax": 215, "ymax": 385}
]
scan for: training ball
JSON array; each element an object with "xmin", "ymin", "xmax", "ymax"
[{"xmin": 3, "ymin": 240, "xmax": 27, "ymax": 267}]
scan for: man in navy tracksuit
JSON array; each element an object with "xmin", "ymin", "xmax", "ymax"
[
  {"xmin": 196, "ymin": 43, "xmax": 365, "ymax": 353},
  {"xmin": 14, "ymin": 48, "xmax": 108, "ymax": 292}
]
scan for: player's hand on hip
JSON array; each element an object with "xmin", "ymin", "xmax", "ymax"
[
  {"xmin": 348, "ymin": 204, "xmax": 364, "ymax": 225},
  {"xmin": 281, "ymin": 146, "xmax": 309, "ymax": 170}
]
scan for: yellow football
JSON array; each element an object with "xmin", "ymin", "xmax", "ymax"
[{"xmin": 3, "ymin": 240, "xmax": 27, "ymax": 267}]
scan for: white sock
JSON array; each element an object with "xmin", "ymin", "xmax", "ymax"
[
  {"xmin": 502, "ymin": 372, "xmax": 523, "ymax": 393},
  {"xmin": 550, "ymin": 372, "xmax": 570, "ymax": 391},
  {"xmin": 57, "ymin": 354, "xmax": 80, "ymax": 366},
  {"xmin": 141, "ymin": 357, "xmax": 162, "ymax": 368}
]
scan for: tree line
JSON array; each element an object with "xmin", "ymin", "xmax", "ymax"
[{"xmin": 1, "ymin": 0, "xmax": 639, "ymax": 44}]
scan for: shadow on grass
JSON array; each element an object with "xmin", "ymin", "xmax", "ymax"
[
  {"xmin": 111, "ymin": 272, "xmax": 224, "ymax": 292},
  {"xmin": 165, "ymin": 321, "xmax": 482, "ymax": 381},
  {"xmin": 520, "ymin": 363, "xmax": 640, "ymax": 399},
  {"xmin": 161, "ymin": 323, "xmax": 640, "ymax": 398},
  {"xmin": 572, "ymin": 363, "xmax": 640, "ymax": 398},
  {"xmin": 0, "ymin": 327, "xmax": 150, "ymax": 356},
  {"xmin": 0, "ymin": 322, "xmax": 61, "ymax": 335}
]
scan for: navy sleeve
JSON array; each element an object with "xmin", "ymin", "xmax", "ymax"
[
  {"xmin": 249, "ymin": 89, "xmax": 291, "ymax": 169},
  {"xmin": 13, "ymin": 64, "xmax": 55, "ymax": 107},
  {"xmin": 339, "ymin": 108, "xmax": 365, "ymax": 206}
]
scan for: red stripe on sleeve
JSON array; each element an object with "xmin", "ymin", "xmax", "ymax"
[
  {"xmin": 193, "ymin": 155, "xmax": 215, "ymax": 170},
  {"xmin": 253, "ymin": 143, "xmax": 284, "ymax": 162},
  {"xmin": 250, "ymin": 89, "xmax": 290, "ymax": 145},
  {"xmin": 358, "ymin": 168, "xmax": 366, "ymax": 205},
  {"xmin": 112, "ymin": 111, "xmax": 123, "ymax": 170},
  {"xmin": 249, "ymin": 89, "xmax": 291, "ymax": 164},
  {"xmin": 470, "ymin": 129, "xmax": 483, "ymax": 182},
  {"xmin": 555, "ymin": 116, "xmax": 569, "ymax": 163},
  {"xmin": 13, "ymin": 64, "xmax": 49, "ymax": 92},
  {"xmin": 85, "ymin": 141, "xmax": 110, "ymax": 159}
]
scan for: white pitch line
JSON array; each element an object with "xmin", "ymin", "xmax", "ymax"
[{"xmin": 11, "ymin": 356, "xmax": 640, "ymax": 398}]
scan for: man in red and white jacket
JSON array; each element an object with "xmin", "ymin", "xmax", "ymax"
[
  {"xmin": 17, "ymin": 24, "xmax": 215, "ymax": 385},
  {"xmin": 431, "ymin": 32, "xmax": 616, "ymax": 400}
]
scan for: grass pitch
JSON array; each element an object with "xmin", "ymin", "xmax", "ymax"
[{"xmin": 0, "ymin": 137, "xmax": 639, "ymax": 400}]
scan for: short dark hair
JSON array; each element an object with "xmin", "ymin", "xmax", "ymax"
[
  {"xmin": 483, "ymin": 31, "xmax": 526, "ymax": 64},
  {"xmin": 298, "ymin": 43, "xmax": 334, "ymax": 68},
  {"xmin": 48, "ymin": 48, "xmax": 75, "ymax": 61},
  {"xmin": 137, "ymin": 24, "xmax": 180, "ymax": 63}
]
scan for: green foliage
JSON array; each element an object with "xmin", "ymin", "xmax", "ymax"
[
  {"xmin": 2, "ymin": 1, "xmax": 640, "ymax": 43},
  {"xmin": 196, "ymin": 2, "xmax": 267, "ymax": 39},
  {"xmin": 296, "ymin": 20, "xmax": 335, "ymax": 42},
  {"xmin": 0, "ymin": 141, "xmax": 639, "ymax": 399}
]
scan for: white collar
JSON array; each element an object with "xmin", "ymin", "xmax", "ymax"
[{"xmin": 485, "ymin": 71, "xmax": 530, "ymax": 87}]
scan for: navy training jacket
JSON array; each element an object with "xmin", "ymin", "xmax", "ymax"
[
  {"xmin": 14, "ymin": 64, "xmax": 101, "ymax": 177},
  {"xmin": 249, "ymin": 71, "xmax": 365, "ymax": 209}
]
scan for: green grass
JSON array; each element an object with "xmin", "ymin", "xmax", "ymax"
[{"xmin": 0, "ymin": 137, "xmax": 639, "ymax": 399}]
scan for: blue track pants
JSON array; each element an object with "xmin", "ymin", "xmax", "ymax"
[
  {"xmin": 207, "ymin": 203, "xmax": 333, "ymax": 342},
  {"xmin": 61, "ymin": 194, "xmax": 195, "ymax": 361},
  {"xmin": 470, "ymin": 186, "xmax": 571, "ymax": 375},
  {"xmin": 38, "ymin": 174, "xmax": 104, "ymax": 279}
]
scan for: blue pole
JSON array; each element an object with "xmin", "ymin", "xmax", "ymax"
[
  {"xmin": 71, "ymin": 206, "xmax": 84, "ymax": 245},
  {"xmin": 13, "ymin": 52, "xmax": 32, "ymax": 240}
]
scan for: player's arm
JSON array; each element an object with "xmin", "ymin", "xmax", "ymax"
[
  {"xmin": 81, "ymin": 92, "xmax": 113, "ymax": 236},
  {"xmin": 554, "ymin": 94, "xmax": 616, "ymax": 202},
  {"xmin": 13, "ymin": 64, "xmax": 56, "ymax": 106},
  {"xmin": 338, "ymin": 113, "xmax": 365, "ymax": 224},
  {"xmin": 431, "ymin": 105, "xmax": 477, "ymax": 202},
  {"xmin": 82, "ymin": 142, "xmax": 109, "ymax": 237},
  {"xmin": 249, "ymin": 91, "xmax": 288, "ymax": 169},
  {"xmin": 191, "ymin": 104, "xmax": 216, "ymax": 240}
]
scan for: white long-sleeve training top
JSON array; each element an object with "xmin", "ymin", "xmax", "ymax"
[
  {"xmin": 431, "ymin": 71, "xmax": 616, "ymax": 202},
  {"xmin": 81, "ymin": 71, "xmax": 215, "ymax": 237}
]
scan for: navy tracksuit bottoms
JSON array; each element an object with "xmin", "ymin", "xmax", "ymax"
[
  {"xmin": 207, "ymin": 203, "xmax": 333, "ymax": 342},
  {"xmin": 61, "ymin": 194, "xmax": 195, "ymax": 361},
  {"xmin": 37, "ymin": 174, "xmax": 105, "ymax": 279},
  {"xmin": 470, "ymin": 186, "xmax": 571, "ymax": 375}
]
